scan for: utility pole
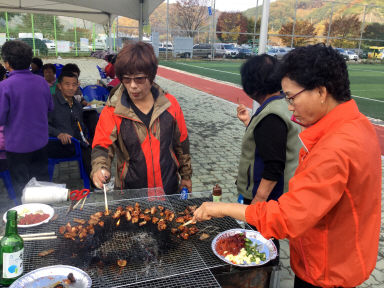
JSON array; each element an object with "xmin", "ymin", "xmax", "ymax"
[
  {"xmin": 253, "ymin": 0, "xmax": 259, "ymax": 48},
  {"xmin": 326, "ymin": 2, "xmax": 334, "ymax": 46},
  {"xmin": 166, "ymin": 0, "xmax": 169, "ymax": 60},
  {"xmin": 358, "ymin": 5, "xmax": 367, "ymax": 55},
  {"xmin": 291, "ymin": 0, "xmax": 298, "ymax": 48}
]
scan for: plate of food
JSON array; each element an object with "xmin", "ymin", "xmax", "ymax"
[
  {"xmin": 9, "ymin": 265, "xmax": 92, "ymax": 288},
  {"xmin": 3, "ymin": 203, "xmax": 54, "ymax": 228},
  {"xmin": 211, "ymin": 229, "xmax": 278, "ymax": 267}
]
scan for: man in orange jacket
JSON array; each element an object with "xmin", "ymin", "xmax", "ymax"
[{"xmin": 193, "ymin": 44, "xmax": 382, "ymax": 287}]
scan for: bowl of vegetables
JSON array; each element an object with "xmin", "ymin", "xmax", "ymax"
[{"xmin": 211, "ymin": 229, "xmax": 277, "ymax": 267}]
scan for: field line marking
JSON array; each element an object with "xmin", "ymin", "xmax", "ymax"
[
  {"xmin": 353, "ymin": 95, "xmax": 384, "ymax": 103},
  {"xmin": 170, "ymin": 62, "xmax": 239, "ymax": 75},
  {"xmin": 349, "ymin": 68, "xmax": 384, "ymax": 74}
]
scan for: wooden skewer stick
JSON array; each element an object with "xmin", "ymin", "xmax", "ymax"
[
  {"xmin": 182, "ymin": 219, "xmax": 196, "ymax": 227},
  {"xmin": 103, "ymin": 183, "xmax": 109, "ymax": 215},
  {"xmin": 72, "ymin": 198, "xmax": 83, "ymax": 210},
  {"xmin": 80, "ymin": 196, "xmax": 87, "ymax": 210},
  {"xmin": 20, "ymin": 232, "xmax": 55, "ymax": 237},
  {"xmin": 23, "ymin": 236, "xmax": 57, "ymax": 241}
]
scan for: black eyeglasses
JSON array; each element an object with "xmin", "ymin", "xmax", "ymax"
[
  {"xmin": 121, "ymin": 76, "xmax": 147, "ymax": 85},
  {"xmin": 285, "ymin": 88, "xmax": 306, "ymax": 105}
]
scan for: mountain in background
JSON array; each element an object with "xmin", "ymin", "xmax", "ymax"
[{"xmin": 243, "ymin": 0, "xmax": 384, "ymax": 31}]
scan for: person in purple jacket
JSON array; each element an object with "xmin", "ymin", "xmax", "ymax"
[{"xmin": 0, "ymin": 40, "xmax": 53, "ymax": 200}]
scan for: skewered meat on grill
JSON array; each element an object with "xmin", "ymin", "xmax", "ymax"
[
  {"xmin": 175, "ymin": 217, "xmax": 185, "ymax": 223},
  {"xmin": 178, "ymin": 224, "xmax": 186, "ymax": 232},
  {"xmin": 112, "ymin": 209, "xmax": 122, "ymax": 219},
  {"xmin": 150, "ymin": 206, "xmax": 157, "ymax": 215}
]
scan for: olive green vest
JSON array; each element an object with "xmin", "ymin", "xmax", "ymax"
[{"xmin": 237, "ymin": 98, "xmax": 301, "ymax": 200}]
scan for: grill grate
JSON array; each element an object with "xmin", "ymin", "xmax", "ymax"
[{"xmin": 10, "ymin": 192, "xmax": 255, "ymax": 287}]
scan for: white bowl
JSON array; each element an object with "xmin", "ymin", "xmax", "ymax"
[{"xmin": 3, "ymin": 203, "xmax": 54, "ymax": 228}]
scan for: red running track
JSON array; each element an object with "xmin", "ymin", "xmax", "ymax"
[{"xmin": 158, "ymin": 66, "xmax": 384, "ymax": 155}]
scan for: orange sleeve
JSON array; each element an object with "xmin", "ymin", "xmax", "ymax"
[
  {"xmin": 165, "ymin": 93, "xmax": 188, "ymax": 142},
  {"xmin": 246, "ymin": 145, "xmax": 349, "ymax": 239}
]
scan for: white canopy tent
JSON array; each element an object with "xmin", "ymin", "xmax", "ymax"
[{"xmin": 0, "ymin": 0, "xmax": 164, "ymax": 49}]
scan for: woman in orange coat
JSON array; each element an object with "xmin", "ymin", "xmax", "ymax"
[{"xmin": 193, "ymin": 44, "xmax": 382, "ymax": 288}]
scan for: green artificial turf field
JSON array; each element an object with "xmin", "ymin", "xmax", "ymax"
[{"xmin": 160, "ymin": 60, "xmax": 384, "ymax": 120}]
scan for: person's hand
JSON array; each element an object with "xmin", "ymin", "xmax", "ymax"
[
  {"xmin": 92, "ymin": 168, "xmax": 111, "ymax": 189},
  {"xmin": 192, "ymin": 202, "xmax": 226, "ymax": 222},
  {"xmin": 237, "ymin": 104, "xmax": 251, "ymax": 126},
  {"xmin": 57, "ymin": 133, "xmax": 72, "ymax": 145},
  {"xmin": 180, "ymin": 179, "xmax": 192, "ymax": 193}
]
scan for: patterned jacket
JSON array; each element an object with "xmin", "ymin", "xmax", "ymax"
[{"xmin": 91, "ymin": 83, "xmax": 192, "ymax": 195}]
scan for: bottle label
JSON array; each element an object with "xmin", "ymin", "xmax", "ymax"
[
  {"xmin": 2, "ymin": 249, "xmax": 23, "ymax": 279},
  {"xmin": 213, "ymin": 195, "xmax": 222, "ymax": 202}
]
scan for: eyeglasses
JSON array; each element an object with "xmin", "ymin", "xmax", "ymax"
[
  {"xmin": 121, "ymin": 76, "xmax": 147, "ymax": 85},
  {"xmin": 284, "ymin": 88, "xmax": 306, "ymax": 105}
]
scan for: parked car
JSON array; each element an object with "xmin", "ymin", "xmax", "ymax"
[
  {"xmin": 267, "ymin": 47, "xmax": 288, "ymax": 60},
  {"xmin": 42, "ymin": 39, "xmax": 55, "ymax": 50},
  {"xmin": 18, "ymin": 38, "xmax": 48, "ymax": 55},
  {"xmin": 346, "ymin": 50, "xmax": 358, "ymax": 61},
  {"xmin": 335, "ymin": 48, "xmax": 349, "ymax": 61},
  {"xmin": 214, "ymin": 43, "xmax": 238, "ymax": 58},
  {"xmin": 179, "ymin": 43, "xmax": 212, "ymax": 58},
  {"xmin": 236, "ymin": 48, "xmax": 253, "ymax": 59}
]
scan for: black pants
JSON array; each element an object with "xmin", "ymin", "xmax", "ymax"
[
  {"xmin": 294, "ymin": 276, "xmax": 355, "ymax": 288},
  {"xmin": 83, "ymin": 110, "xmax": 99, "ymax": 142},
  {"xmin": 6, "ymin": 146, "xmax": 49, "ymax": 199},
  {"xmin": 47, "ymin": 140, "xmax": 92, "ymax": 179}
]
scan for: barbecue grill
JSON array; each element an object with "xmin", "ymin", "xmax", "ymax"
[{"xmin": 1, "ymin": 191, "xmax": 279, "ymax": 288}]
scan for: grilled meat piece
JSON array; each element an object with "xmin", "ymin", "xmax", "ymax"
[
  {"xmin": 38, "ymin": 249, "xmax": 55, "ymax": 257},
  {"xmin": 139, "ymin": 221, "xmax": 147, "ymax": 226},
  {"xmin": 188, "ymin": 205, "xmax": 197, "ymax": 213},
  {"xmin": 132, "ymin": 210, "xmax": 139, "ymax": 217},
  {"xmin": 157, "ymin": 219, "xmax": 167, "ymax": 231},
  {"xmin": 132, "ymin": 217, "xmax": 139, "ymax": 224},
  {"xmin": 65, "ymin": 222, "xmax": 72, "ymax": 233},
  {"xmin": 125, "ymin": 211, "xmax": 132, "ymax": 221},
  {"xmin": 139, "ymin": 213, "xmax": 145, "ymax": 219},
  {"xmin": 175, "ymin": 217, "xmax": 185, "ymax": 223},
  {"xmin": 199, "ymin": 233, "xmax": 210, "ymax": 240},
  {"xmin": 180, "ymin": 231, "xmax": 190, "ymax": 240},
  {"xmin": 188, "ymin": 226, "xmax": 199, "ymax": 235},
  {"xmin": 112, "ymin": 210, "xmax": 122, "ymax": 219},
  {"xmin": 98, "ymin": 221, "xmax": 105, "ymax": 228},
  {"xmin": 177, "ymin": 224, "xmax": 186, "ymax": 231},
  {"xmin": 159, "ymin": 212, "xmax": 164, "ymax": 217},
  {"xmin": 88, "ymin": 218, "xmax": 98, "ymax": 226},
  {"xmin": 126, "ymin": 205, "xmax": 134, "ymax": 212},
  {"xmin": 87, "ymin": 226, "xmax": 95, "ymax": 235},
  {"xmin": 73, "ymin": 218, "xmax": 86, "ymax": 225},
  {"xmin": 167, "ymin": 212, "xmax": 175, "ymax": 222},
  {"xmin": 184, "ymin": 214, "xmax": 193, "ymax": 221},
  {"xmin": 158, "ymin": 205, "xmax": 164, "ymax": 211},
  {"xmin": 144, "ymin": 215, "xmax": 151, "ymax": 222},
  {"xmin": 144, "ymin": 208, "xmax": 151, "ymax": 214},
  {"xmin": 59, "ymin": 226, "xmax": 66, "ymax": 235},
  {"xmin": 93, "ymin": 212, "xmax": 104, "ymax": 218},
  {"xmin": 152, "ymin": 217, "xmax": 159, "ymax": 224},
  {"xmin": 64, "ymin": 232, "xmax": 76, "ymax": 240},
  {"xmin": 150, "ymin": 206, "xmax": 157, "ymax": 215},
  {"xmin": 78, "ymin": 229, "xmax": 88, "ymax": 239},
  {"xmin": 171, "ymin": 228, "xmax": 178, "ymax": 234}
]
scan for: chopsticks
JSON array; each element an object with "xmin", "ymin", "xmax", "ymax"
[{"xmin": 0, "ymin": 232, "xmax": 57, "ymax": 241}]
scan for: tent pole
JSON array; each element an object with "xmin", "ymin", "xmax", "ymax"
[
  {"xmin": 108, "ymin": 15, "xmax": 113, "ymax": 53},
  {"xmin": 31, "ymin": 14, "xmax": 36, "ymax": 56},
  {"xmin": 139, "ymin": 0, "xmax": 144, "ymax": 41}
]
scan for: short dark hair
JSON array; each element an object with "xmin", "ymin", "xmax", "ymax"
[
  {"xmin": 280, "ymin": 43, "xmax": 351, "ymax": 102},
  {"xmin": 31, "ymin": 57, "xmax": 43, "ymax": 69},
  {"xmin": 0, "ymin": 63, "xmax": 6, "ymax": 80},
  {"xmin": 62, "ymin": 63, "xmax": 80, "ymax": 76},
  {"xmin": 240, "ymin": 54, "xmax": 282, "ymax": 101},
  {"xmin": 42, "ymin": 63, "xmax": 56, "ymax": 73},
  {"xmin": 58, "ymin": 71, "xmax": 78, "ymax": 83},
  {"xmin": 115, "ymin": 41, "xmax": 157, "ymax": 83},
  {"xmin": 1, "ymin": 40, "xmax": 33, "ymax": 70}
]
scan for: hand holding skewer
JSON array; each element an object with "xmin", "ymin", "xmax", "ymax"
[{"xmin": 93, "ymin": 168, "xmax": 111, "ymax": 189}]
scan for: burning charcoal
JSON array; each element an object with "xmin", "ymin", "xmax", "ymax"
[
  {"xmin": 59, "ymin": 226, "xmax": 66, "ymax": 235},
  {"xmin": 175, "ymin": 217, "xmax": 185, "ymax": 223},
  {"xmin": 38, "ymin": 249, "xmax": 55, "ymax": 257},
  {"xmin": 152, "ymin": 217, "xmax": 159, "ymax": 224},
  {"xmin": 157, "ymin": 205, "xmax": 164, "ymax": 211},
  {"xmin": 199, "ymin": 233, "xmax": 210, "ymax": 240},
  {"xmin": 139, "ymin": 221, "xmax": 147, "ymax": 226},
  {"xmin": 125, "ymin": 211, "xmax": 132, "ymax": 221},
  {"xmin": 117, "ymin": 259, "xmax": 127, "ymax": 267},
  {"xmin": 73, "ymin": 218, "xmax": 86, "ymax": 225},
  {"xmin": 150, "ymin": 206, "xmax": 157, "ymax": 215},
  {"xmin": 144, "ymin": 208, "xmax": 150, "ymax": 214}
]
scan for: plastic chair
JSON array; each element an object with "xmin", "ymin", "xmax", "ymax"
[
  {"xmin": 54, "ymin": 63, "xmax": 64, "ymax": 79},
  {"xmin": 96, "ymin": 65, "xmax": 107, "ymax": 79},
  {"xmin": 48, "ymin": 137, "xmax": 90, "ymax": 189},
  {"xmin": 82, "ymin": 85, "xmax": 109, "ymax": 102}
]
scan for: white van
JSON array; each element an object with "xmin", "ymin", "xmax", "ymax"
[{"xmin": 214, "ymin": 43, "xmax": 238, "ymax": 58}]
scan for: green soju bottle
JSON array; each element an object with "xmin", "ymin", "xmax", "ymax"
[{"xmin": 0, "ymin": 210, "xmax": 24, "ymax": 286}]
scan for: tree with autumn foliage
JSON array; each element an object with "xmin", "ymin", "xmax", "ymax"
[
  {"xmin": 216, "ymin": 12, "xmax": 248, "ymax": 44},
  {"xmin": 363, "ymin": 23, "xmax": 384, "ymax": 46},
  {"xmin": 279, "ymin": 20, "xmax": 316, "ymax": 47},
  {"xmin": 323, "ymin": 15, "xmax": 361, "ymax": 47},
  {"xmin": 172, "ymin": 0, "xmax": 209, "ymax": 37}
]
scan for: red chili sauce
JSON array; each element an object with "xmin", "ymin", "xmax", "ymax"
[{"xmin": 215, "ymin": 233, "xmax": 246, "ymax": 256}]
